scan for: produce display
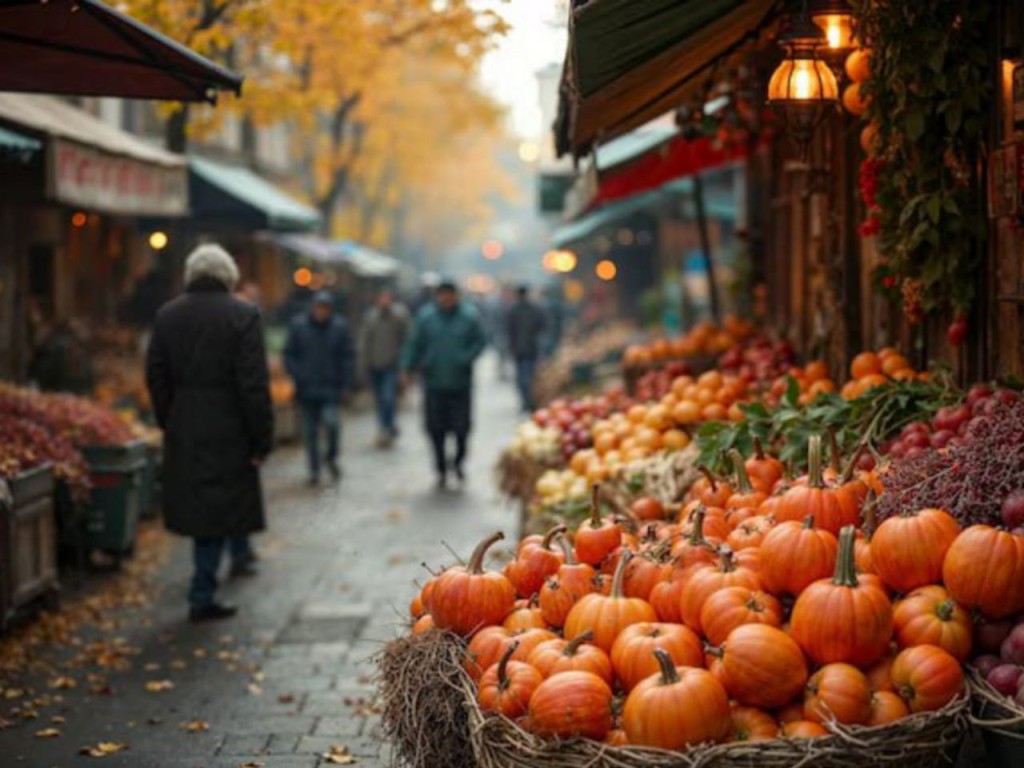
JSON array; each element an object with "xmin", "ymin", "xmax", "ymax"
[
  {"xmin": 0, "ymin": 383, "xmax": 139, "ymax": 503},
  {"xmin": 535, "ymin": 323, "xmax": 635, "ymax": 404},
  {"xmin": 621, "ymin": 317, "xmax": 755, "ymax": 371}
]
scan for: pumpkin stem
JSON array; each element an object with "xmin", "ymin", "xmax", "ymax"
[
  {"xmin": 554, "ymin": 534, "xmax": 577, "ymax": 565},
  {"xmin": 589, "ymin": 484, "xmax": 602, "ymax": 527},
  {"xmin": 753, "ymin": 437, "xmax": 766, "ymax": 460},
  {"xmin": 565, "ymin": 631, "xmax": 593, "ymax": 656},
  {"xmin": 728, "ymin": 449, "xmax": 754, "ymax": 493},
  {"xmin": 467, "ymin": 531, "xmax": 505, "ymax": 575},
  {"xmin": 936, "ymin": 600, "xmax": 955, "ymax": 622},
  {"xmin": 653, "ymin": 648, "xmax": 680, "ymax": 685},
  {"xmin": 718, "ymin": 545, "xmax": 736, "ymax": 573},
  {"xmin": 496, "ymin": 641, "xmax": 518, "ymax": 691},
  {"xmin": 807, "ymin": 435, "xmax": 826, "ymax": 489},
  {"xmin": 705, "ymin": 644, "xmax": 723, "ymax": 659},
  {"xmin": 802, "ymin": 514, "xmax": 816, "ymax": 530},
  {"xmin": 687, "ymin": 505, "xmax": 708, "ymax": 546},
  {"xmin": 698, "ymin": 466, "xmax": 718, "ymax": 492},
  {"xmin": 842, "ymin": 440, "xmax": 868, "ymax": 484},
  {"xmin": 832, "ymin": 526, "xmax": 859, "ymax": 588},
  {"xmin": 610, "ymin": 550, "xmax": 632, "ymax": 598},
  {"xmin": 826, "ymin": 428, "xmax": 842, "ymax": 474},
  {"xmin": 862, "ymin": 489, "xmax": 878, "ymax": 532},
  {"xmin": 541, "ymin": 524, "xmax": 568, "ymax": 551}
]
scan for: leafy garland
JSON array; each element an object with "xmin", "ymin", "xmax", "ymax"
[{"xmin": 851, "ymin": 0, "xmax": 992, "ymax": 323}]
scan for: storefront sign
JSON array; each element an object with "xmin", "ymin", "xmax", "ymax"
[{"xmin": 50, "ymin": 139, "xmax": 187, "ymax": 216}]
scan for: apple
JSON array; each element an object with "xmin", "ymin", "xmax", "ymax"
[
  {"xmin": 930, "ymin": 429, "xmax": 955, "ymax": 449},
  {"xmin": 1001, "ymin": 624, "xmax": 1024, "ymax": 665},
  {"xmin": 972, "ymin": 654, "xmax": 1003, "ymax": 679},
  {"xmin": 988, "ymin": 664, "xmax": 1024, "ymax": 696},
  {"xmin": 1002, "ymin": 491, "xmax": 1024, "ymax": 530},
  {"xmin": 966, "ymin": 385, "xmax": 994, "ymax": 408}
]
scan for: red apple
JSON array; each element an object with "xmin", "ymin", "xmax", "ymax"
[{"xmin": 988, "ymin": 664, "xmax": 1024, "ymax": 696}]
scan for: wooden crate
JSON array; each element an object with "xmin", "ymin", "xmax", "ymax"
[{"xmin": 3, "ymin": 465, "xmax": 59, "ymax": 624}]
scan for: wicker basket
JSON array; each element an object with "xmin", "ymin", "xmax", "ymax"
[
  {"xmin": 380, "ymin": 630, "xmax": 970, "ymax": 768},
  {"xmin": 967, "ymin": 669, "xmax": 1024, "ymax": 768}
]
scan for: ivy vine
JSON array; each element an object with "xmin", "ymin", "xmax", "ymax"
[{"xmin": 851, "ymin": 0, "xmax": 992, "ymax": 322}]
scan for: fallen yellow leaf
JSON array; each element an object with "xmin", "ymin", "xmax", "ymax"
[
  {"xmin": 48, "ymin": 676, "xmax": 77, "ymax": 690},
  {"xmin": 322, "ymin": 744, "xmax": 357, "ymax": 764},
  {"xmin": 179, "ymin": 720, "xmax": 210, "ymax": 733},
  {"xmin": 79, "ymin": 741, "xmax": 128, "ymax": 757},
  {"xmin": 144, "ymin": 680, "xmax": 174, "ymax": 693},
  {"xmin": 35, "ymin": 727, "xmax": 61, "ymax": 738}
]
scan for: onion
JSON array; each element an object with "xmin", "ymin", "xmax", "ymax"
[
  {"xmin": 976, "ymin": 618, "xmax": 1015, "ymax": 654},
  {"xmin": 1001, "ymin": 624, "xmax": 1024, "ymax": 665},
  {"xmin": 972, "ymin": 654, "xmax": 1002, "ymax": 679},
  {"xmin": 1001, "ymin": 491, "xmax": 1024, "ymax": 530},
  {"xmin": 987, "ymin": 664, "xmax": 1024, "ymax": 696}
]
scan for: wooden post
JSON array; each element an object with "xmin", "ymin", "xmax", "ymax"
[{"xmin": 692, "ymin": 174, "xmax": 721, "ymax": 322}]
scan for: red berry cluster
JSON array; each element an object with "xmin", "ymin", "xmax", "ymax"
[{"xmin": 858, "ymin": 158, "xmax": 884, "ymax": 238}]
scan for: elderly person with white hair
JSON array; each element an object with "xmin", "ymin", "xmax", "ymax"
[{"xmin": 145, "ymin": 244, "xmax": 274, "ymax": 622}]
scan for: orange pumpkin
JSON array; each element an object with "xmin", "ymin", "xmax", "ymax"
[
  {"xmin": 477, "ymin": 642, "xmax": 543, "ymax": 719},
  {"xmin": 942, "ymin": 525, "xmax": 1024, "ymax": 618},
  {"xmin": 679, "ymin": 547, "xmax": 761, "ymax": 634},
  {"xmin": 622, "ymin": 553, "xmax": 673, "ymax": 601},
  {"xmin": 892, "ymin": 585, "xmax": 972, "ymax": 661},
  {"xmin": 866, "ymin": 655, "xmax": 896, "ymax": 693},
  {"xmin": 564, "ymin": 552, "xmax": 657, "ymax": 652},
  {"xmin": 726, "ymin": 450, "xmax": 768, "ymax": 511},
  {"xmin": 758, "ymin": 515, "xmax": 838, "ymax": 597},
  {"xmin": 574, "ymin": 486, "xmax": 622, "ymax": 567},
  {"xmin": 726, "ymin": 515, "xmax": 774, "ymax": 551},
  {"xmin": 775, "ymin": 702, "xmax": 805, "ymax": 724},
  {"xmin": 866, "ymin": 691, "xmax": 910, "ymax": 726},
  {"xmin": 728, "ymin": 704, "xmax": 779, "ymax": 742},
  {"xmin": 871, "ymin": 508, "xmax": 959, "ymax": 594},
  {"xmin": 611, "ymin": 622, "xmax": 704, "ymax": 692},
  {"xmin": 465, "ymin": 626, "xmax": 557, "ymax": 682},
  {"xmin": 605, "ymin": 728, "xmax": 628, "ymax": 746},
  {"xmin": 538, "ymin": 537, "xmax": 598, "ymax": 628},
  {"xmin": 854, "ymin": 534, "xmax": 875, "ymax": 574},
  {"xmin": 889, "ymin": 644, "xmax": 964, "ymax": 713},
  {"xmin": 804, "ymin": 663, "xmax": 872, "ymax": 725},
  {"xmin": 745, "ymin": 438, "xmax": 785, "ymax": 492},
  {"xmin": 528, "ymin": 671, "xmax": 613, "ymax": 740},
  {"xmin": 527, "ymin": 631, "xmax": 614, "ymax": 685},
  {"xmin": 790, "ymin": 526, "xmax": 893, "ymax": 668},
  {"xmin": 700, "ymin": 586, "xmax": 783, "ymax": 647},
  {"xmin": 690, "ymin": 467, "xmax": 734, "ymax": 508},
  {"xmin": 773, "ymin": 437, "xmax": 862, "ymax": 535},
  {"xmin": 503, "ymin": 524, "xmax": 566, "ymax": 598},
  {"xmin": 670, "ymin": 506, "xmax": 721, "ymax": 568},
  {"xmin": 429, "ymin": 531, "xmax": 516, "ymax": 636},
  {"xmin": 412, "ymin": 614, "xmax": 435, "ymax": 634},
  {"xmin": 718, "ymin": 624, "xmax": 809, "ymax": 709},
  {"xmin": 622, "ymin": 649, "xmax": 731, "ymax": 749},
  {"xmin": 503, "ymin": 597, "xmax": 548, "ymax": 631},
  {"xmin": 782, "ymin": 720, "xmax": 828, "ymax": 738}
]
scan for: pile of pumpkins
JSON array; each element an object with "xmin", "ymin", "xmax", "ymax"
[{"xmin": 409, "ymin": 435, "xmax": 1023, "ymax": 750}]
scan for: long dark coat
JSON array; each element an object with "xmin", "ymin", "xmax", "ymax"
[{"xmin": 145, "ymin": 278, "xmax": 273, "ymax": 539}]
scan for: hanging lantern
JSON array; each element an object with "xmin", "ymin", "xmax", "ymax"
[
  {"xmin": 767, "ymin": 3, "xmax": 840, "ymax": 150},
  {"xmin": 809, "ymin": 0, "xmax": 856, "ymax": 55}
]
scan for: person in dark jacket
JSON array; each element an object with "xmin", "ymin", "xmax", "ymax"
[
  {"xmin": 358, "ymin": 290, "xmax": 410, "ymax": 447},
  {"xmin": 506, "ymin": 285, "xmax": 547, "ymax": 413},
  {"xmin": 145, "ymin": 244, "xmax": 273, "ymax": 623},
  {"xmin": 284, "ymin": 291, "xmax": 355, "ymax": 484},
  {"xmin": 401, "ymin": 281, "xmax": 487, "ymax": 489}
]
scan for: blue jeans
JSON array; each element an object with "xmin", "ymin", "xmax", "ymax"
[
  {"xmin": 300, "ymin": 399, "xmax": 340, "ymax": 478},
  {"xmin": 189, "ymin": 536, "xmax": 252, "ymax": 608},
  {"xmin": 514, "ymin": 356, "xmax": 537, "ymax": 412},
  {"xmin": 370, "ymin": 367, "xmax": 399, "ymax": 436}
]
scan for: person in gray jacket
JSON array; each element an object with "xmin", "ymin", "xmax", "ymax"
[{"xmin": 359, "ymin": 290, "xmax": 410, "ymax": 447}]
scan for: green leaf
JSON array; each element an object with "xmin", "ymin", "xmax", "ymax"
[{"xmin": 904, "ymin": 109, "xmax": 925, "ymax": 142}]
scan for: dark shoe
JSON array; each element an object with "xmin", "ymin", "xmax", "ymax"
[
  {"xmin": 230, "ymin": 561, "xmax": 259, "ymax": 578},
  {"xmin": 453, "ymin": 465, "xmax": 466, "ymax": 484},
  {"xmin": 436, "ymin": 473, "xmax": 448, "ymax": 491},
  {"xmin": 307, "ymin": 475, "xmax": 319, "ymax": 487},
  {"xmin": 189, "ymin": 603, "xmax": 238, "ymax": 623},
  {"xmin": 327, "ymin": 461, "xmax": 341, "ymax": 480}
]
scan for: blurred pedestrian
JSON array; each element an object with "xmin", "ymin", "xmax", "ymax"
[
  {"xmin": 506, "ymin": 285, "xmax": 546, "ymax": 413},
  {"xmin": 402, "ymin": 281, "xmax": 486, "ymax": 489},
  {"xmin": 145, "ymin": 244, "xmax": 273, "ymax": 623},
  {"xmin": 359, "ymin": 290, "xmax": 410, "ymax": 448},
  {"xmin": 284, "ymin": 291, "xmax": 355, "ymax": 485}
]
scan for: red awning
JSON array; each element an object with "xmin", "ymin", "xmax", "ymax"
[
  {"xmin": 0, "ymin": 0, "xmax": 242, "ymax": 103},
  {"xmin": 589, "ymin": 135, "xmax": 753, "ymax": 212}
]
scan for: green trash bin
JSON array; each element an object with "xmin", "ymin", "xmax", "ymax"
[
  {"xmin": 137, "ymin": 444, "xmax": 163, "ymax": 520},
  {"xmin": 80, "ymin": 441, "xmax": 147, "ymax": 554}
]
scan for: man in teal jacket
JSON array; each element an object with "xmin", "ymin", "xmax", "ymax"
[{"xmin": 402, "ymin": 281, "xmax": 487, "ymax": 488}]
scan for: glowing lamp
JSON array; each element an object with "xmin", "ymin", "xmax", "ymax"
[
  {"xmin": 595, "ymin": 260, "xmax": 617, "ymax": 281},
  {"xmin": 148, "ymin": 231, "xmax": 169, "ymax": 250},
  {"xmin": 810, "ymin": 1, "xmax": 855, "ymax": 54}
]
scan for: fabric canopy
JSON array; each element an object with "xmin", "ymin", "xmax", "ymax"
[
  {"xmin": 0, "ymin": 0, "xmax": 242, "ymax": 102},
  {"xmin": 552, "ymin": 177, "xmax": 737, "ymax": 248},
  {"xmin": 556, "ymin": 0, "xmax": 778, "ymax": 157},
  {"xmin": 267, "ymin": 233, "xmax": 401, "ymax": 279},
  {"xmin": 189, "ymin": 156, "xmax": 321, "ymax": 233}
]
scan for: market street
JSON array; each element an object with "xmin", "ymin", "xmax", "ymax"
[{"xmin": 0, "ymin": 362, "xmax": 520, "ymax": 768}]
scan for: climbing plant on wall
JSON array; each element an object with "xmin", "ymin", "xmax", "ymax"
[{"xmin": 851, "ymin": 0, "xmax": 992, "ymax": 331}]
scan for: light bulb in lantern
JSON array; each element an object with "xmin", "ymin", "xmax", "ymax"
[{"xmin": 809, "ymin": 1, "xmax": 855, "ymax": 54}]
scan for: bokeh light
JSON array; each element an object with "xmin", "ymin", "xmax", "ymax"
[
  {"xmin": 148, "ymin": 231, "xmax": 169, "ymax": 250},
  {"xmin": 293, "ymin": 267, "xmax": 312, "ymax": 287},
  {"xmin": 595, "ymin": 259, "xmax": 618, "ymax": 281}
]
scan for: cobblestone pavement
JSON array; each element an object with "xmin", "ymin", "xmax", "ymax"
[{"xmin": 0, "ymin": 360, "xmax": 521, "ymax": 768}]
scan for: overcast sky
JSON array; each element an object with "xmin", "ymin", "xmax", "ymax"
[{"xmin": 476, "ymin": 1, "xmax": 567, "ymax": 138}]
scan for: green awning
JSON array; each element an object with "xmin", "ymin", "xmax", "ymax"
[
  {"xmin": 188, "ymin": 155, "xmax": 320, "ymax": 232},
  {"xmin": 0, "ymin": 125, "xmax": 41, "ymax": 153},
  {"xmin": 556, "ymin": 0, "xmax": 779, "ymax": 157},
  {"xmin": 552, "ymin": 176, "xmax": 737, "ymax": 248}
]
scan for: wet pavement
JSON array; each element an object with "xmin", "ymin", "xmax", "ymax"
[{"xmin": 0, "ymin": 360, "xmax": 520, "ymax": 767}]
